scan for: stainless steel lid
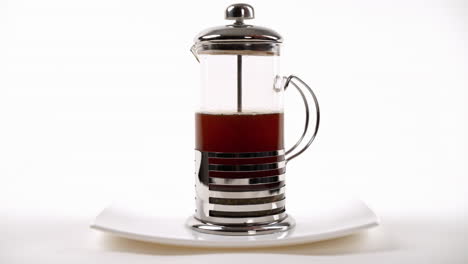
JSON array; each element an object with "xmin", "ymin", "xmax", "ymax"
[{"xmin": 191, "ymin": 4, "xmax": 283, "ymax": 59}]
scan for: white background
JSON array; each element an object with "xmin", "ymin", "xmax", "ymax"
[{"xmin": 0, "ymin": 0, "xmax": 467, "ymax": 263}]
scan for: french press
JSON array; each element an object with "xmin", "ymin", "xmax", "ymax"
[{"xmin": 188, "ymin": 3, "xmax": 320, "ymax": 235}]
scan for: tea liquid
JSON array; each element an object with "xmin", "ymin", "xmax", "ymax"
[{"xmin": 195, "ymin": 112, "xmax": 284, "ymax": 153}]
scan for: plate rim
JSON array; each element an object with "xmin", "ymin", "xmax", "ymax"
[{"xmin": 90, "ymin": 219, "xmax": 379, "ymax": 248}]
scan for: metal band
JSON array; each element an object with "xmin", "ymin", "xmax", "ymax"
[
  {"xmin": 207, "ymin": 150, "xmax": 285, "ymax": 159},
  {"xmin": 207, "ymin": 199, "xmax": 285, "ymax": 212},
  {"xmin": 210, "ymin": 207, "xmax": 285, "ymax": 218},
  {"xmin": 209, "ymin": 182, "xmax": 285, "ymax": 192},
  {"xmin": 195, "ymin": 212, "xmax": 288, "ymax": 225},
  {"xmin": 208, "ymin": 186, "xmax": 285, "ymax": 199},
  {"xmin": 193, "ymin": 42, "xmax": 280, "ymax": 58},
  {"xmin": 194, "ymin": 149, "xmax": 289, "ymax": 231},
  {"xmin": 209, "ymin": 161, "xmax": 286, "ymax": 171},
  {"xmin": 209, "ymin": 194, "xmax": 285, "ymax": 205},
  {"xmin": 209, "ymin": 174, "xmax": 285, "ymax": 185},
  {"xmin": 208, "ymin": 167, "xmax": 286, "ymax": 178}
]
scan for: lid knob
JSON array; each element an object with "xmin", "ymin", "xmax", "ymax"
[{"xmin": 225, "ymin": 3, "xmax": 254, "ymax": 25}]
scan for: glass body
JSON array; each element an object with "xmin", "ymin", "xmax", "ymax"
[{"xmin": 195, "ymin": 54, "xmax": 284, "ymax": 153}]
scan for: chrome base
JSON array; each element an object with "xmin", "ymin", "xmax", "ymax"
[{"xmin": 187, "ymin": 215, "xmax": 295, "ymax": 236}]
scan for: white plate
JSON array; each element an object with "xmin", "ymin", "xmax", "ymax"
[{"xmin": 91, "ymin": 194, "xmax": 379, "ymax": 248}]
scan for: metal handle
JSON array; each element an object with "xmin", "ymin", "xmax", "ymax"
[{"xmin": 284, "ymin": 75, "xmax": 320, "ymax": 162}]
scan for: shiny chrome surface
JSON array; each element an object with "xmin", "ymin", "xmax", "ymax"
[
  {"xmin": 208, "ymin": 199, "xmax": 286, "ymax": 212},
  {"xmin": 209, "ymin": 174, "xmax": 285, "ymax": 185},
  {"xmin": 196, "ymin": 211, "xmax": 287, "ymax": 225},
  {"xmin": 194, "ymin": 26, "xmax": 283, "ymax": 43},
  {"xmin": 194, "ymin": 149, "xmax": 290, "ymax": 234},
  {"xmin": 188, "ymin": 215, "xmax": 295, "ymax": 236},
  {"xmin": 225, "ymin": 3, "xmax": 254, "ymax": 24},
  {"xmin": 191, "ymin": 4, "xmax": 282, "ymax": 60},
  {"xmin": 284, "ymin": 75, "xmax": 321, "ymax": 162},
  {"xmin": 208, "ymin": 187, "xmax": 285, "ymax": 199},
  {"xmin": 192, "ymin": 210, "xmax": 289, "ymax": 224}
]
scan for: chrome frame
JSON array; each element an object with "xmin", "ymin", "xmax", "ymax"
[{"xmin": 189, "ymin": 150, "xmax": 294, "ymax": 235}]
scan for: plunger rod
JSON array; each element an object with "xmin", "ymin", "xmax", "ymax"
[{"xmin": 237, "ymin": 55, "xmax": 242, "ymax": 112}]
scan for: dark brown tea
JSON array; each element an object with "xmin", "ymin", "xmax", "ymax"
[{"xmin": 195, "ymin": 112, "xmax": 284, "ymax": 153}]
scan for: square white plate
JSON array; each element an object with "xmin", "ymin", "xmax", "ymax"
[{"xmin": 91, "ymin": 194, "xmax": 379, "ymax": 248}]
